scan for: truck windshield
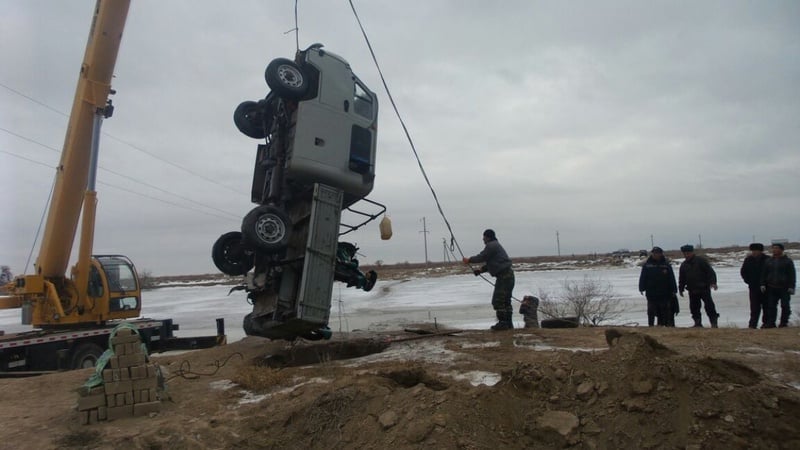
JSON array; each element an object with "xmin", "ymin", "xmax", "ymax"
[{"xmin": 96, "ymin": 256, "xmax": 138, "ymax": 293}]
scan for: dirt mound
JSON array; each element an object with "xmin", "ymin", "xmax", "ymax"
[{"xmin": 2, "ymin": 328, "xmax": 799, "ymax": 449}]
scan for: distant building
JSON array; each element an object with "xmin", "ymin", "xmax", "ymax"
[{"xmin": 771, "ymin": 238, "xmax": 789, "ymax": 245}]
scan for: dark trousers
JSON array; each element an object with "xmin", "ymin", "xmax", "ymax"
[
  {"xmin": 764, "ymin": 287, "xmax": 791, "ymax": 327},
  {"xmin": 646, "ymin": 295, "xmax": 674, "ymax": 327},
  {"xmin": 747, "ymin": 286, "xmax": 767, "ymax": 328},
  {"xmin": 491, "ymin": 269, "xmax": 515, "ymax": 320},
  {"xmin": 688, "ymin": 289, "xmax": 718, "ymax": 325}
]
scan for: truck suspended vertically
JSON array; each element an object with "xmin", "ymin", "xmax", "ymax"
[{"xmin": 213, "ymin": 44, "xmax": 384, "ymax": 341}]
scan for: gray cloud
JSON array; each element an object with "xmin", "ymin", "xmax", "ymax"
[{"xmin": 1, "ymin": 0, "xmax": 799, "ymax": 275}]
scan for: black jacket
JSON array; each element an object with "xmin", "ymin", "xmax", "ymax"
[
  {"xmin": 762, "ymin": 255, "xmax": 796, "ymax": 290},
  {"xmin": 740, "ymin": 253, "xmax": 768, "ymax": 287},
  {"xmin": 679, "ymin": 255, "xmax": 717, "ymax": 292},
  {"xmin": 639, "ymin": 257, "xmax": 677, "ymax": 296},
  {"xmin": 468, "ymin": 240, "xmax": 512, "ymax": 277}
]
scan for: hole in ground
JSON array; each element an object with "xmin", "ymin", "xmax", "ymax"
[
  {"xmin": 381, "ymin": 367, "xmax": 449, "ymax": 391},
  {"xmin": 261, "ymin": 338, "xmax": 390, "ymax": 368}
]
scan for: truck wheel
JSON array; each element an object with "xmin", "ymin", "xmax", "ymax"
[
  {"xmin": 71, "ymin": 342, "xmax": 104, "ymax": 369},
  {"xmin": 233, "ymin": 101, "xmax": 266, "ymax": 139},
  {"xmin": 212, "ymin": 231, "xmax": 254, "ymax": 276},
  {"xmin": 242, "ymin": 205, "xmax": 291, "ymax": 252},
  {"xmin": 265, "ymin": 58, "xmax": 308, "ymax": 99}
]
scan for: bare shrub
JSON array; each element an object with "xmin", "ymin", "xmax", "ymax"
[
  {"xmin": 138, "ymin": 269, "xmax": 157, "ymax": 290},
  {"xmin": 537, "ymin": 276, "xmax": 622, "ymax": 326}
]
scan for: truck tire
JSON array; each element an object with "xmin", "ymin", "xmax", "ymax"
[
  {"xmin": 241, "ymin": 205, "xmax": 291, "ymax": 252},
  {"xmin": 212, "ymin": 231, "xmax": 254, "ymax": 276},
  {"xmin": 265, "ymin": 58, "xmax": 308, "ymax": 99},
  {"xmin": 71, "ymin": 342, "xmax": 104, "ymax": 369},
  {"xmin": 233, "ymin": 100, "xmax": 266, "ymax": 139}
]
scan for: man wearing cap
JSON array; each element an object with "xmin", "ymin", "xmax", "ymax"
[
  {"xmin": 463, "ymin": 229, "xmax": 515, "ymax": 330},
  {"xmin": 740, "ymin": 243, "xmax": 769, "ymax": 329},
  {"xmin": 639, "ymin": 246, "xmax": 678, "ymax": 326},
  {"xmin": 760, "ymin": 243, "xmax": 796, "ymax": 328},
  {"xmin": 678, "ymin": 245, "xmax": 720, "ymax": 327}
]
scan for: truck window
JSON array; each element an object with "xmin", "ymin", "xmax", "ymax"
[{"xmin": 353, "ymin": 81, "xmax": 374, "ymax": 119}]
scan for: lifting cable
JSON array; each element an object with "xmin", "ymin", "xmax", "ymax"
[{"xmin": 347, "ymin": 0, "xmax": 521, "ymax": 302}]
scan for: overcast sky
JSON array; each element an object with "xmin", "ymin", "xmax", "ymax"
[{"xmin": 2, "ymin": 1, "xmax": 799, "ymax": 276}]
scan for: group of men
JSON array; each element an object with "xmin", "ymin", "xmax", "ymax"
[
  {"xmin": 464, "ymin": 228, "xmax": 796, "ymax": 330},
  {"xmin": 638, "ymin": 242, "xmax": 796, "ymax": 328}
]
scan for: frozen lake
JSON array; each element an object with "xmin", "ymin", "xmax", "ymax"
[{"xmin": 0, "ymin": 265, "xmax": 759, "ymax": 342}]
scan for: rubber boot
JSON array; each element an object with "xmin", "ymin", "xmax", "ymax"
[
  {"xmin": 710, "ymin": 313, "xmax": 719, "ymax": 329},
  {"xmin": 692, "ymin": 318, "xmax": 703, "ymax": 328},
  {"xmin": 491, "ymin": 312, "xmax": 513, "ymax": 331}
]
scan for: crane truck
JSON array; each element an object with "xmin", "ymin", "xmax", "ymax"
[{"xmin": 0, "ymin": 0, "xmax": 224, "ymax": 375}]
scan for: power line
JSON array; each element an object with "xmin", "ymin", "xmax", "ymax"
[
  {"xmin": 0, "ymin": 81, "xmax": 247, "ymax": 196},
  {"xmin": 0, "ymin": 127, "xmax": 240, "ymax": 219},
  {"xmin": 0, "ymin": 148, "xmax": 238, "ymax": 222}
]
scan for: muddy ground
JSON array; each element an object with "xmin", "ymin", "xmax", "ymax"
[{"xmin": 0, "ymin": 326, "xmax": 798, "ymax": 449}]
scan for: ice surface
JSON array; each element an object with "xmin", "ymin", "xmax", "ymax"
[{"xmin": 0, "ymin": 265, "xmax": 769, "ymax": 341}]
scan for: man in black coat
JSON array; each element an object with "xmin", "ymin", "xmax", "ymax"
[
  {"xmin": 464, "ymin": 229, "xmax": 515, "ymax": 331},
  {"xmin": 639, "ymin": 246, "xmax": 678, "ymax": 326},
  {"xmin": 760, "ymin": 243, "xmax": 796, "ymax": 328},
  {"xmin": 740, "ymin": 243, "xmax": 769, "ymax": 329},
  {"xmin": 678, "ymin": 245, "xmax": 720, "ymax": 328}
]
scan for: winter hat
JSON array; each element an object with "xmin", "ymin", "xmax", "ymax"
[
  {"xmin": 651, "ymin": 246, "xmax": 664, "ymax": 254},
  {"xmin": 772, "ymin": 242, "xmax": 785, "ymax": 250},
  {"xmin": 749, "ymin": 243, "xmax": 764, "ymax": 251},
  {"xmin": 680, "ymin": 244, "xmax": 694, "ymax": 252},
  {"xmin": 483, "ymin": 229, "xmax": 497, "ymax": 240}
]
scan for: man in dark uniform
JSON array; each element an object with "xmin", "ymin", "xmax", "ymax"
[
  {"xmin": 638, "ymin": 246, "xmax": 678, "ymax": 327},
  {"xmin": 740, "ymin": 243, "xmax": 769, "ymax": 329},
  {"xmin": 761, "ymin": 243, "xmax": 796, "ymax": 328},
  {"xmin": 463, "ymin": 229, "xmax": 515, "ymax": 330},
  {"xmin": 678, "ymin": 244, "xmax": 720, "ymax": 328}
]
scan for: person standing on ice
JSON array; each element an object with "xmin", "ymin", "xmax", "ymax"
[
  {"xmin": 760, "ymin": 243, "xmax": 796, "ymax": 328},
  {"xmin": 463, "ymin": 229, "xmax": 515, "ymax": 331},
  {"xmin": 638, "ymin": 247, "xmax": 677, "ymax": 327},
  {"xmin": 740, "ymin": 243, "xmax": 769, "ymax": 328},
  {"xmin": 678, "ymin": 244, "xmax": 720, "ymax": 328}
]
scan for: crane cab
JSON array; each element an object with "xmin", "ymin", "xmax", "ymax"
[{"xmin": 90, "ymin": 255, "xmax": 142, "ymax": 319}]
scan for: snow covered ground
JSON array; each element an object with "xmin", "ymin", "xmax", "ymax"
[{"xmin": 0, "ymin": 264, "xmax": 764, "ymax": 342}]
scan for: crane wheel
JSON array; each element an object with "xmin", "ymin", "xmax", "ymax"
[
  {"xmin": 212, "ymin": 231, "xmax": 255, "ymax": 276},
  {"xmin": 265, "ymin": 58, "xmax": 309, "ymax": 99},
  {"xmin": 241, "ymin": 205, "xmax": 291, "ymax": 253},
  {"xmin": 70, "ymin": 342, "xmax": 105, "ymax": 370}
]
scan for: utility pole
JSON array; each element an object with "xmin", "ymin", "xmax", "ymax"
[
  {"xmin": 698, "ymin": 233, "xmax": 703, "ymax": 249},
  {"xmin": 442, "ymin": 238, "xmax": 450, "ymax": 263},
  {"xmin": 419, "ymin": 217, "xmax": 429, "ymax": 265},
  {"xmin": 556, "ymin": 230, "xmax": 561, "ymax": 257},
  {"xmin": 650, "ymin": 234, "xmax": 654, "ymax": 248}
]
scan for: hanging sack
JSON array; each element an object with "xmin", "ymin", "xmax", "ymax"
[{"xmin": 379, "ymin": 215, "xmax": 393, "ymax": 240}]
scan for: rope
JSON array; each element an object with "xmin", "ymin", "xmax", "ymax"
[
  {"xmin": 347, "ymin": 1, "xmax": 521, "ymax": 303},
  {"xmin": 25, "ymin": 175, "xmax": 56, "ymax": 275},
  {"xmin": 165, "ymin": 352, "xmax": 244, "ymax": 381}
]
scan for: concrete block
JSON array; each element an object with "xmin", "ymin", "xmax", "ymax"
[
  {"xmin": 110, "ymin": 333, "xmax": 140, "ymax": 345},
  {"xmin": 116, "ymin": 328, "xmax": 134, "ymax": 336},
  {"xmin": 113, "ymin": 344, "xmax": 127, "ymax": 356},
  {"xmin": 89, "ymin": 409, "xmax": 98, "ymax": 424},
  {"xmin": 106, "ymin": 394, "xmax": 116, "ymax": 408},
  {"xmin": 133, "ymin": 390, "xmax": 141, "ymax": 404},
  {"xmin": 104, "ymin": 380, "xmax": 132, "ymax": 395},
  {"xmin": 106, "ymin": 405, "xmax": 133, "ymax": 421},
  {"xmin": 98, "ymin": 406, "xmax": 107, "ymax": 421},
  {"xmin": 133, "ymin": 401, "xmax": 160, "ymax": 417},
  {"xmin": 87, "ymin": 385, "xmax": 104, "ymax": 395},
  {"xmin": 77, "ymin": 393, "xmax": 106, "ymax": 411},
  {"xmin": 133, "ymin": 377, "xmax": 157, "ymax": 391},
  {"xmin": 80, "ymin": 410, "xmax": 89, "ymax": 425},
  {"xmin": 127, "ymin": 342, "xmax": 141, "ymax": 355},
  {"xmin": 108, "ymin": 356, "xmax": 120, "ymax": 370},
  {"xmin": 120, "ymin": 368, "xmax": 130, "ymax": 381},
  {"xmin": 130, "ymin": 365, "xmax": 146, "ymax": 379},
  {"xmin": 102, "ymin": 370, "xmax": 114, "ymax": 383},
  {"xmin": 118, "ymin": 353, "xmax": 145, "ymax": 369},
  {"xmin": 126, "ymin": 391, "xmax": 134, "ymax": 405},
  {"xmin": 146, "ymin": 364, "xmax": 158, "ymax": 378},
  {"xmin": 116, "ymin": 393, "xmax": 125, "ymax": 406}
]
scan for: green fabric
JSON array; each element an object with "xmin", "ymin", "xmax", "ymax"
[{"xmin": 82, "ymin": 322, "xmax": 146, "ymax": 389}]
